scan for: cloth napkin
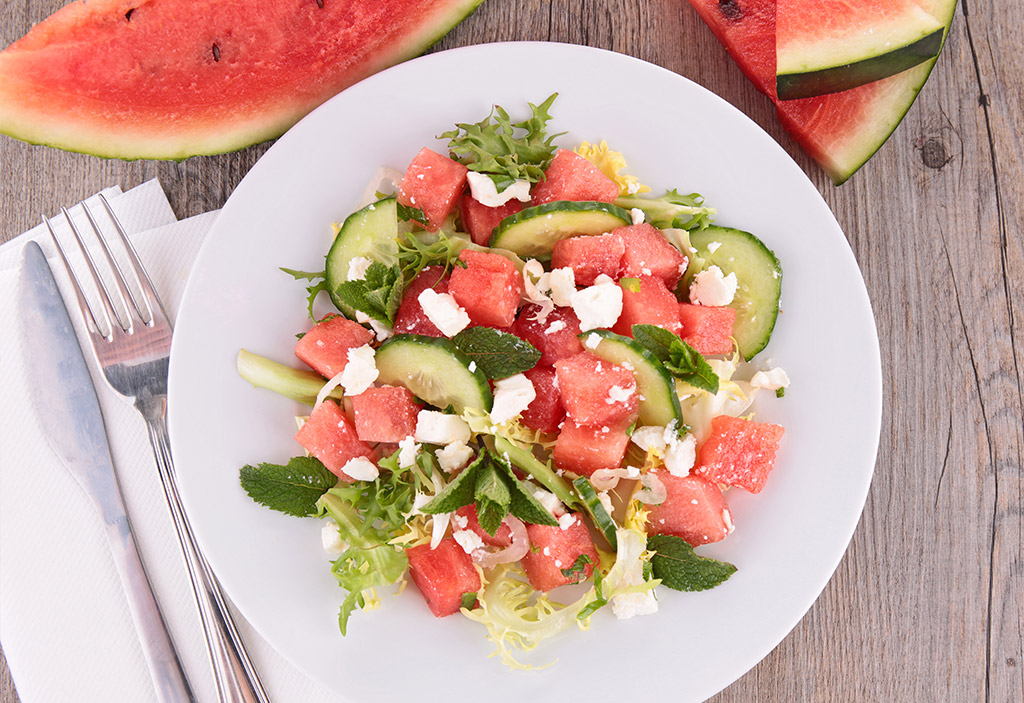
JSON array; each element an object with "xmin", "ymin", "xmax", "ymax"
[{"xmin": 0, "ymin": 181, "xmax": 338, "ymax": 703}]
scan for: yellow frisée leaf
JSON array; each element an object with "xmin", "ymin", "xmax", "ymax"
[
  {"xmin": 461, "ymin": 564, "xmax": 600, "ymax": 670},
  {"xmin": 575, "ymin": 140, "xmax": 651, "ymax": 196}
]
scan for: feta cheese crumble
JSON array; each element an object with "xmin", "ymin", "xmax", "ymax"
[
  {"xmin": 547, "ymin": 267, "xmax": 576, "ymax": 307},
  {"xmin": 436, "ymin": 440, "xmax": 474, "ymax": 472},
  {"xmin": 414, "ymin": 410, "xmax": 472, "ymax": 445},
  {"xmin": 453, "ymin": 529, "xmax": 485, "ymax": 555},
  {"xmin": 630, "ymin": 207, "xmax": 646, "ymax": 225},
  {"xmin": 490, "ymin": 373, "xmax": 536, "ymax": 424},
  {"xmin": 557, "ymin": 513, "xmax": 578, "ymax": 531},
  {"xmin": 340, "ymin": 344, "xmax": 377, "ymax": 396},
  {"xmin": 584, "ymin": 332, "xmax": 603, "ymax": 349},
  {"xmin": 570, "ymin": 274, "xmax": 623, "ymax": 331},
  {"xmin": 605, "ymin": 384, "xmax": 636, "ymax": 405},
  {"xmin": 321, "ymin": 519, "xmax": 347, "ymax": 557},
  {"xmin": 397, "ymin": 436, "xmax": 420, "ymax": 469},
  {"xmin": 417, "ymin": 288, "xmax": 471, "ymax": 337},
  {"xmin": 689, "ymin": 265, "xmax": 738, "ymax": 306},
  {"xmin": 341, "ymin": 456, "xmax": 378, "ymax": 482},
  {"xmin": 466, "ymin": 171, "xmax": 531, "ymax": 207},
  {"xmin": 751, "ymin": 367, "xmax": 791, "ymax": 391},
  {"xmin": 346, "ymin": 256, "xmax": 373, "ymax": 282}
]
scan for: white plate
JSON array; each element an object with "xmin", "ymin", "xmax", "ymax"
[{"xmin": 168, "ymin": 42, "xmax": 881, "ymax": 703}]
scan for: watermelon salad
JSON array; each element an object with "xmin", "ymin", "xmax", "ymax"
[{"xmin": 236, "ymin": 95, "xmax": 790, "ymax": 668}]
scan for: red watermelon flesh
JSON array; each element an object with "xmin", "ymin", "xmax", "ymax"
[
  {"xmin": 294, "ymin": 314, "xmax": 374, "ymax": 379},
  {"xmin": 448, "ymin": 250, "xmax": 524, "ymax": 329},
  {"xmin": 520, "ymin": 515, "xmax": 600, "ymax": 592},
  {"xmin": 454, "ymin": 505, "xmax": 513, "ymax": 548},
  {"xmin": 519, "ymin": 365, "xmax": 566, "ymax": 434},
  {"xmin": 678, "ymin": 303, "xmax": 737, "ymax": 355},
  {"xmin": 531, "ymin": 149, "xmax": 620, "ymax": 205},
  {"xmin": 647, "ymin": 471, "xmax": 734, "ymax": 547},
  {"xmin": 694, "ymin": 415, "xmax": 785, "ymax": 493},
  {"xmin": 612, "ymin": 276, "xmax": 684, "ymax": 338},
  {"xmin": 351, "ymin": 385, "xmax": 421, "ymax": 443},
  {"xmin": 686, "ymin": 0, "xmax": 954, "ymax": 184},
  {"xmin": 406, "ymin": 538, "xmax": 481, "ymax": 617},
  {"xmin": 552, "ymin": 418, "xmax": 631, "ymax": 477},
  {"xmin": 294, "ymin": 400, "xmax": 376, "ymax": 481},
  {"xmin": 554, "ymin": 353, "xmax": 639, "ymax": 427},
  {"xmin": 398, "ymin": 148, "xmax": 469, "ymax": 232},
  {"xmin": 0, "ymin": 0, "xmax": 486, "ymax": 159},
  {"xmin": 551, "ymin": 232, "xmax": 625, "ymax": 287},
  {"xmin": 615, "ymin": 223, "xmax": 689, "ymax": 288},
  {"xmin": 394, "ymin": 266, "xmax": 449, "ymax": 337},
  {"xmin": 510, "ymin": 304, "xmax": 584, "ymax": 367},
  {"xmin": 459, "ymin": 194, "xmax": 523, "ymax": 246}
]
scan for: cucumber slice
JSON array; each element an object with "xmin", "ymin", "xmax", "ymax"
[
  {"xmin": 488, "ymin": 200, "xmax": 632, "ymax": 257},
  {"xmin": 375, "ymin": 334, "xmax": 492, "ymax": 413},
  {"xmin": 583, "ymin": 330, "xmax": 683, "ymax": 428},
  {"xmin": 687, "ymin": 226, "xmax": 782, "ymax": 361},
  {"xmin": 572, "ymin": 477, "xmax": 618, "ymax": 550},
  {"xmin": 324, "ymin": 197, "xmax": 400, "ymax": 314}
]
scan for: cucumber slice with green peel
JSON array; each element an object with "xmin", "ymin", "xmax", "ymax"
[
  {"xmin": 324, "ymin": 197, "xmax": 400, "ymax": 314},
  {"xmin": 374, "ymin": 334, "xmax": 492, "ymax": 413},
  {"xmin": 572, "ymin": 477, "xmax": 618, "ymax": 550},
  {"xmin": 687, "ymin": 226, "xmax": 782, "ymax": 361},
  {"xmin": 582, "ymin": 330, "xmax": 683, "ymax": 428},
  {"xmin": 488, "ymin": 200, "xmax": 632, "ymax": 257}
]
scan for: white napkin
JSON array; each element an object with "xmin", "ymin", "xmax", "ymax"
[{"xmin": 0, "ymin": 181, "xmax": 338, "ymax": 703}]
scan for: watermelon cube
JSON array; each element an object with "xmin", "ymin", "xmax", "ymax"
[
  {"xmin": 647, "ymin": 471, "xmax": 734, "ymax": 546},
  {"xmin": 678, "ymin": 303, "xmax": 736, "ymax": 356},
  {"xmin": 294, "ymin": 400, "xmax": 376, "ymax": 481},
  {"xmin": 552, "ymin": 418, "xmax": 631, "ymax": 477},
  {"xmin": 294, "ymin": 314, "xmax": 374, "ymax": 379},
  {"xmin": 448, "ymin": 250, "xmax": 524, "ymax": 328},
  {"xmin": 615, "ymin": 224, "xmax": 689, "ymax": 288},
  {"xmin": 459, "ymin": 194, "xmax": 523, "ymax": 246},
  {"xmin": 531, "ymin": 149, "xmax": 620, "ymax": 205},
  {"xmin": 397, "ymin": 148, "xmax": 468, "ymax": 232},
  {"xmin": 394, "ymin": 266, "xmax": 449, "ymax": 337},
  {"xmin": 694, "ymin": 415, "xmax": 785, "ymax": 493},
  {"xmin": 454, "ymin": 505, "xmax": 513, "ymax": 548},
  {"xmin": 405, "ymin": 538, "xmax": 482, "ymax": 617},
  {"xmin": 612, "ymin": 275, "xmax": 683, "ymax": 337},
  {"xmin": 554, "ymin": 352, "xmax": 639, "ymax": 426},
  {"xmin": 551, "ymin": 232, "xmax": 626, "ymax": 286},
  {"xmin": 510, "ymin": 304, "xmax": 584, "ymax": 367},
  {"xmin": 519, "ymin": 365, "xmax": 566, "ymax": 434},
  {"xmin": 351, "ymin": 385, "xmax": 421, "ymax": 443},
  {"xmin": 521, "ymin": 514, "xmax": 601, "ymax": 591}
]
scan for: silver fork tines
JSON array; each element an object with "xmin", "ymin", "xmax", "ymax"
[{"xmin": 41, "ymin": 196, "xmax": 271, "ymax": 703}]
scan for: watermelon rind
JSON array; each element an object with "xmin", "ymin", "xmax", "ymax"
[
  {"xmin": 0, "ymin": 0, "xmax": 486, "ymax": 160},
  {"xmin": 776, "ymin": 28, "xmax": 942, "ymax": 101},
  {"xmin": 775, "ymin": 0, "xmax": 945, "ymax": 101},
  {"xmin": 784, "ymin": 0, "xmax": 958, "ymax": 184}
]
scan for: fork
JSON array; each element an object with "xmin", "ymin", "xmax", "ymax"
[{"xmin": 45, "ymin": 195, "xmax": 271, "ymax": 703}]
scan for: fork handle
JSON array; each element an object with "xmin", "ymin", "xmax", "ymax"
[{"xmin": 142, "ymin": 404, "xmax": 271, "ymax": 703}]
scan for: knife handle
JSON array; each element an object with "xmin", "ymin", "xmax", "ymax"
[
  {"xmin": 102, "ymin": 501, "xmax": 198, "ymax": 703},
  {"xmin": 143, "ymin": 406, "xmax": 272, "ymax": 703}
]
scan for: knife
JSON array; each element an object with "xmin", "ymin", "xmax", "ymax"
[{"xmin": 17, "ymin": 240, "xmax": 198, "ymax": 703}]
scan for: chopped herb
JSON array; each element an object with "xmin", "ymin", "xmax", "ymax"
[
  {"xmin": 647, "ymin": 534, "xmax": 736, "ymax": 591},
  {"xmin": 239, "ymin": 456, "xmax": 336, "ymax": 517}
]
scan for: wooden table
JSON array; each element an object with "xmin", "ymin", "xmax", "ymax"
[{"xmin": 2, "ymin": 2, "xmax": 1021, "ymax": 701}]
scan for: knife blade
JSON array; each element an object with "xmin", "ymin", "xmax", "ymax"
[{"xmin": 17, "ymin": 240, "xmax": 197, "ymax": 703}]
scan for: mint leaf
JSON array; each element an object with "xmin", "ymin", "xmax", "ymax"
[
  {"xmin": 442, "ymin": 94, "xmax": 563, "ymax": 184},
  {"xmin": 560, "ymin": 554, "xmax": 593, "ymax": 581},
  {"xmin": 452, "ymin": 327, "xmax": 541, "ymax": 379},
  {"xmin": 665, "ymin": 339, "xmax": 719, "ymax": 394},
  {"xmin": 396, "ymin": 202, "xmax": 429, "ymax": 228},
  {"xmin": 281, "ymin": 267, "xmax": 329, "ymax": 321},
  {"xmin": 631, "ymin": 324, "xmax": 677, "ymax": 362},
  {"xmin": 460, "ymin": 591, "xmax": 478, "ymax": 611},
  {"xmin": 647, "ymin": 534, "xmax": 736, "ymax": 591},
  {"xmin": 332, "ymin": 261, "xmax": 403, "ymax": 325},
  {"xmin": 419, "ymin": 452, "xmax": 484, "ymax": 514},
  {"xmin": 473, "ymin": 461, "xmax": 512, "ymax": 536},
  {"xmin": 496, "ymin": 453, "xmax": 559, "ymax": 528},
  {"xmin": 632, "ymin": 324, "xmax": 719, "ymax": 394},
  {"xmin": 239, "ymin": 457, "xmax": 336, "ymax": 517}
]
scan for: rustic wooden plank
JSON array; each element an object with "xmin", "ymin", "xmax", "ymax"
[{"xmin": 1, "ymin": 1, "xmax": 1021, "ymax": 703}]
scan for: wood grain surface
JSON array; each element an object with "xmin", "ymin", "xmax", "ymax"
[{"xmin": 1, "ymin": 1, "xmax": 1021, "ymax": 702}]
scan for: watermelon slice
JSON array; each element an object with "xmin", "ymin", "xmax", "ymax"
[
  {"xmin": 775, "ymin": 0, "xmax": 944, "ymax": 100},
  {"xmin": 0, "ymin": 0, "xmax": 485, "ymax": 159},
  {"xmin": 687, "ymin": 0, "xmax": 958, "ymax": 184}
]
